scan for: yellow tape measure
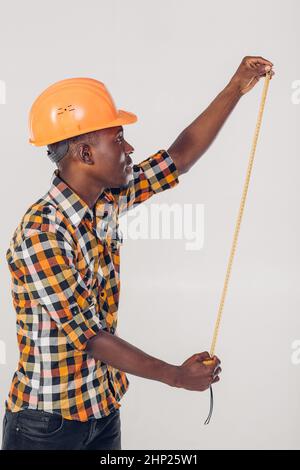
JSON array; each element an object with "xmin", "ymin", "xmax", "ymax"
[{"xmin": 203, "ymin": 72, "xmax": 272, "ymax": 403}]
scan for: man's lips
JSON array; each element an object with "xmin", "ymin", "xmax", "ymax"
[
  {"xmin": 125, "ymin": 164, "xmax": 133, "ymax": 173},
  {"xmin": 124, "ymin": 156, "xmax": 133, "ymax": 170}
]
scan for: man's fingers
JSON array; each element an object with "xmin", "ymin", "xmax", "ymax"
[
  {"xmin": 202, "ymin": 359, "xmax": 221, "ymax": 377},
  {"xmin": 244, "ymin": 57, "xmax": 274, "ymax": 77},
  {"xmin": 196, "ymin": 351, "xmax": 210, "ymax": 362},
  {"xmin": 208, "ymin": 367, "xmax": 222, "ymax": 384},
  {"xmin": 245, "ymin": 56, "xmax": 273, "ymax": 66},
  {"xmin": 212, "ymin": 376, "xmax": 220, "ymax": 384},
  {"xmin": 211, "ymin": 356, "xmax": 221, "ymax": 367},
  {"xmin": 254, "ymin": 63, "xmax": 273, "ymax": 75}
]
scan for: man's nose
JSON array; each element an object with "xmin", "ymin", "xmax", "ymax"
[{"xmin": 124, "ymin": 140, "xmax": 134, "ymax": 154}]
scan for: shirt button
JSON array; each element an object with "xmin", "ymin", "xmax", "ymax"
[
  {"xmin": 43, "ymin": 207, "xmax": 52, "ymax": 214},
  {"xmin": 90, "ymin": 297, "xmax": 97, "ymax": 308},
  {"xmin": 71, "ymin": 305, "xmax": 79, "ymax": 314}
]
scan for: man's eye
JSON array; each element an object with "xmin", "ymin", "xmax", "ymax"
[{"xmin": 116, "ymin": 136, "xmax": 124, "ymax": 143}]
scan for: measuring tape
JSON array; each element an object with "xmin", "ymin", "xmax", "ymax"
[{"xmin": 203, "ymin": 71, "xmax": 272, "ymax": 424}]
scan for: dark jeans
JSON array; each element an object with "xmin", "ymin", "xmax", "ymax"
[{"xmin": 1, "ymin": 407, "xmax": 121, "ymax": 450}]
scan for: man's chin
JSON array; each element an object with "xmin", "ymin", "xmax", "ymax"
[
  {"xmin": 110, "ymin": 173, "xmax": 132, "ymax": 189},
  {"xmin": 121, "ymin": 170, "xmax": 133, "ymax": 186}
]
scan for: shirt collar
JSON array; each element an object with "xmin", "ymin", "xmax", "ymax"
[{"xmin": 47, "ymin": 169, "xmax": 115, "ymax": 227}]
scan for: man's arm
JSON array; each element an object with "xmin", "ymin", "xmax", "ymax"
[
  {"xmin": 86, "ymin": 330, "xmax": 222, "ymax": 392},
  {"xmin": 87, "ymin": 330, "xmax": 176, "ymax": 385},
  {"xmin": 167, "ymin": 56, "xmax": 274, "ymax": 175}
]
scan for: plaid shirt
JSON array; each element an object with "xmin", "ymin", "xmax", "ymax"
[{"xmin": 5, "ymin": 149, "xmax": 179, "ymax": 421}]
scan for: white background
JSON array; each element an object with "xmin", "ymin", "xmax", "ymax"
[{"xmin": 0, "ymin": 0, "xmax": 299, "ymax": 450}]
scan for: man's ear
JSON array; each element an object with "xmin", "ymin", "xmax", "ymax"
[{"xmin": 79, "ymin": 143, "xmax": 93, "ymax": 165}]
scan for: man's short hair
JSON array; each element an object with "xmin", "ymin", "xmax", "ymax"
[{"xmin": 47, "ymin": 130, "xmax": 101, "ymax": 165}]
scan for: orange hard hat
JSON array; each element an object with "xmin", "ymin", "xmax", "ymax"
[{"xmin": 28, "ymin": 77, "xmax": 138, "ymax": 146}]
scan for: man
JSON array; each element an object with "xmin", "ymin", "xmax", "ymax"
[{"xmin": 2, "ymin": 56, "xmax": 274, "ymax": 450}]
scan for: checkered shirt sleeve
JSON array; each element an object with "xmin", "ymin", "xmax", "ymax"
[
  {"xmin": 10, "ymin": 231, "xmax": 103, "ymax": 351},
  {"xmin": 111, "ymin": 149, "xmax": 179, "ymax": 215}
]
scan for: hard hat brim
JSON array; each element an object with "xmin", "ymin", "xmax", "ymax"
[{"xmin": 29, "ymin": 109, "xmax": 138, "ymax": 146}]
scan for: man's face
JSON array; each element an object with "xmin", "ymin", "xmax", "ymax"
[{"xmin": 89, "ymin": 125, "xmax": 134, "ymax": 188}]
